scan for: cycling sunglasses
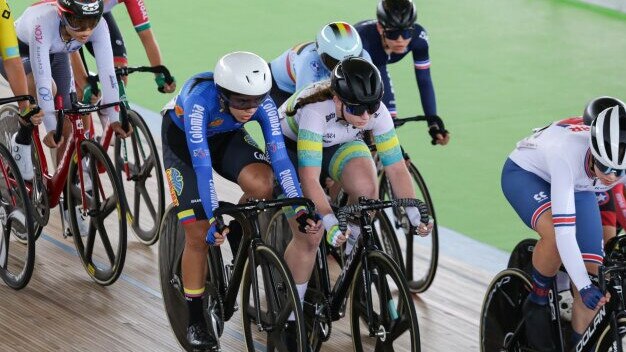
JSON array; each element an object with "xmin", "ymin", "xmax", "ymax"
[
  {"xmin": 63, "ymin": 14, "xmax": 100, "ymax": 32},
  {"xmin": 383, "ymin": 28, "xmax": 413, "ymax": 40},
  {"xmin": 222, "ymin": 92, "xmax": 268, "ymax": 110},
  {"xmin": 344, "ymin": 101, "xmax": 381, "ymax": 116},
  {"xmin": 594, "ymin": 159, "xmax": 626, "ymax": 177}
]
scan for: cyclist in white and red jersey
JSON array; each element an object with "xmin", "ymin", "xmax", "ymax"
[
  {"xmin": 4, "ymin": 0, "xmax": 129, "ymax": 182},
  {"xmin": 501, "ymin": 102, "xmax": 626, "ymax": 350},
  {"xmin": 277, "ymin": 58, "xmax": 431, "ymax": 319}
]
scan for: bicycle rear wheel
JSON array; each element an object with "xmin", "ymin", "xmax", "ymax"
[
  {"xmin": 379, "ymin": 161, "xmax": 438, "ymax": 293},
  {"xmin": 480, "ymin": 268, "xmax": 531, "ymax": 352},
  {"xmin": 241, "ymin": 244, "xmax": 307, "ymax": 352},
  {"xmin": 0, "ymin": 144, "xmax": 35, "ymax": 289},
  {"xmin": 595, "ymin": 315, "xmax": 626, "ymax": 352},
  {"xmin": 114, "ymin": 109, "xmax": 164, "ymax": 245},
  {"xmin": 67, "ymin": 139, "xmax": 127, "ymax": 285},
  {"xmin": 350, "ymin": 250, "xmax": 421, "ymax": 351}
]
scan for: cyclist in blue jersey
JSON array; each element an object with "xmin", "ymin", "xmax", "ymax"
[
  {"xmin": 161, "ymin": 51, "xmax": 321, "ymax": 350},
  {"xmin": 269, "ymin": 21, "xmax": 371, "ymax": 107},
  {"xmin": 355, "ymin": 0, "xmax": 449, "ymax": 146}
]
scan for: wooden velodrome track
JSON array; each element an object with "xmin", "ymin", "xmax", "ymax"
[{"xmin": 0, "ymin": 82, "xmax": 505, "ymax": 351}]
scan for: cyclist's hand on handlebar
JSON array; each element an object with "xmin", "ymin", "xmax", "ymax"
[
  {"xmin": 406, "ymin": 206, "xmax": 432, "ymax": 236},
  {"xmin": 20, "ymin": 105, "xmax": 44, "ymax": 126},
  {"xmin": 295, "ymin": 208, "xmax": 322, "ymax": 235},
  {"xmin": 322, "ymin": 214, "xmax": 347, "ymax": 247},
  {"xmin": 426, "ymin": 115, "xmax": 450, "ymax": 146},
  {"xmin": 110, "ymin": 121, "xmax": 133, "ymax": 139},
  {"xmin": 580, "ymin": 285, "xmax": 610, "ymax": 310},
  {"xmin": 205, "ymin": 219, "xmax": 229, "ymax": 246},
  {"xmin": 43, "ymin": 131, "xmax": 64, "ymax": 148},
  {"xmin": 155, "ymin": 73, "xmax": 176, "ymax": 93}
]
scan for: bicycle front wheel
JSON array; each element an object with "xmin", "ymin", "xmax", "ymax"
[
  {"xmin": 114, "ymin": 110, "xmax": 164, "ymax": 245},
  {"xmin": 379, "ymin": 161, "xmax": 438, "ymax": 293},
  {"xmin": 241, "ymin": 244, "xmax": 307, "ymax": 352},
  {"xmin": 350, "ymin": 250, "xmax": 421, "ymax": 351},
  {"xmin": 67, "ymin": 139, "xmax": 127, "ymax": 285},
  {"xmin": 0, "ymin": 144, "xmax": 35, "ymax": 289},
  {"xmin": 480, "ymin": 268, "xmax": 531, "ymax": 352}
]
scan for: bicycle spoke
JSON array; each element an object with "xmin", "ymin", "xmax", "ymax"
[
  {"xmin": 95, "ymin": 219, "xmax": 116, "ymax": 265},
  {"xmin": 137, "ymin": 185, "xmax": 157, "ymax": 218},
  {"xmin": 99, "ymin": 196, "xmax": 118, "ymax": 218},
  {"xmin": 84, "ymin": 219, "xmax": 96, "ymax": 261}
]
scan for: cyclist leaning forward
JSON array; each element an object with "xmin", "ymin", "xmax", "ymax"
[
  {"xmin": 161, "ymin": 51, "xmax": 321, "ymax": 350},
  {"xmin": 501, "ymin": 103, "xmax": 626, "ymax": 350},
  {"xmin": 277, "ymin": 57, "xmax": 432, "ymax": 312}
]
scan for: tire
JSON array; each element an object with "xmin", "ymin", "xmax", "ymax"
[
  {"xmin": 67, "ymin": 139, "xmax": 127, "ymax": 285},
  {"xmin": 480, "ymin": 268, "xmax": 531, "ymax": 352},
  {"xmin": 114, "ymin": 110, "xmax": 164, "ymax": 245},
  {"xmin": 159, "ymin": 205, "xmax": 193, "ymax": 351},
  {"xmin": 507, "ymin": 238, "xmax": 537, "ymax": 275},
  {"xmin": 379, "ymin": 162, "xmax": 438, "ymax": 293},
  {"xmin": 0, "ymin": 144, "xmax": 36, "ymax": 289},
  {"xmin": 241, "ymin": 244, "xmax": 307, "ymax": 352},
  {"xmin": 0, "ymin": 105, "xmax": 48, "ymax": 240},
  {"xmin": 350, "ymin": 250, "xmax": 421, "ymax": 351}
]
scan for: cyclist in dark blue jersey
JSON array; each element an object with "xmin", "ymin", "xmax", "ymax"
[
  {"xmin": 161, "ymin": 51, "xmax": 321, "ymax": 350},
  {"xmin": 355, "ymin": 0, "xmax": 450, "ymax": 146}
]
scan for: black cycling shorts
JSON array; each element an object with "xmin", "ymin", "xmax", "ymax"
[{"xmin": 161, "ymin": 115, "xmax": 270, "ymax": 221}]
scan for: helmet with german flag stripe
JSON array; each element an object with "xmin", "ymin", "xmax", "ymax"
[{"xmin": 316, "ymin": 21, "xmax": 363, "ymax": 71}]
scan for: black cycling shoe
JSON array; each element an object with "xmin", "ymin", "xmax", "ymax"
[
  {"xmin": 523, "ymin": 297, "xmax": 556, "ymax": 352},
  {"xmin": 187, "ymin": 321, "xmax": 218, "ymax": 351}
]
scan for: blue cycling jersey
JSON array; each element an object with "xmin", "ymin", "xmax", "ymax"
[
  {"xmin": 355, "ymin": 20, "xmax": 436, "ymax": 116},
  {"xmin": 164, "ymin": 72, "xmax": 304, "ymax": 221},
  {"xmin": 270, "ymin": 42, "xmax": 372, "ymax": 94}
]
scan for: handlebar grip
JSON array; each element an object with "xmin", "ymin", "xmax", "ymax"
[
  {"xmin": 395, "ymin": 198, "xmax": 430, "ymax": 224},
  {"xmin": 54, "ymin": 95, "xmax": 64, "ymax": 144}
]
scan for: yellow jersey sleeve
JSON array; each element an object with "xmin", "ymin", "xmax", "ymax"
[{"xmin": 0, "ymin": 0, "xmax": 19, "ymax": 60}]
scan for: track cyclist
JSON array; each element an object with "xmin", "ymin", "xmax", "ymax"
[
  {"xmin": 0, "ymin": 0, "xmax": 44, "ymax": 130},
  {"xmin": 268, "ymin": 21, "xmax": 371, "ymax": 107},
  {"xmin": 72, "ymin": 0, "xmax": 176, "ymax": 98},
  {"xmin": 0, "ymin": 0, "xmax": 129, "ymax": 183},
  {"xmin": 355, "ymin": 0, "xmax": 449, "ymax": 146},
  {"xmin": 500, "ymin": 101, "xmax": 626, "ymax": 350},
  {"xmin": 278, "ymin": 57, "xmax": 432, "ymax": 323},
  {"xmin": 160, "ymin": 51, "xmax": 321, "ymax": 350}
]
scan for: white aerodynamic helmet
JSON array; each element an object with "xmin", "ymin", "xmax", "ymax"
[
  {"xmin": 214, "ymin": 51, "xmax": 272, "ymax": 96},
  {"xmin": 590, "ymin": 104, "xmax": 626, "ymax": 170}
]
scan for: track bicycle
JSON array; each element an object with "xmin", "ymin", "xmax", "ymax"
[
  {"xmin": 0, "ymin": 92, "xmax": 128, "ymax": 285},
  {"xmin": 265, "ymin": 196, "xmax": 427, "ymax": 351},
  {"xmin": 159, "ymin": 197, "xmax": 315, "ymax": 352},
  {"xmin": 480, "ymin": 236, "xmax": 626, "ymax": 351},
  {"xmin": 82, "ymin": 64, "xmax": 174, "ymax": 245}
]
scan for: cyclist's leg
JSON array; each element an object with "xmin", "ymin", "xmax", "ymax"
[
  {"xmin": 48, "ymin": 53, "xmax": 75, "ymax": 163},
  {"xmin": 210, "ymin": 129, "xmax": 275, "ymax": 255},
  {"xmin": 569, "ymin": 191, "xmax": 605, "ymax": 339},
  {"xmin": 502, "ymin": 158, "xmax": 558, "ymax": 350},
  {"xmin": 162, "ymin": 114, "xmax": 215, "ymax": 348}
]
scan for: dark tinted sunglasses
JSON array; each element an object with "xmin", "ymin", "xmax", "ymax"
[
  {"xmin": 594, "ymin": 159, "xmax": 626, "ymax": 177},
  {"xmin": 344, "ymin": 102, "xmax": 380, "ymax": 116},
  {"xmin": 64, "ymin": 14, "xmax": 100, "ymax": 31},
  {"xmin": 222, "ymin": 92, "xmax": 268, "ymax": 110},
  {"xmin": 383, "ymin": 28, "xmax": 413, "ymax": 40},
  {"xmin": 320, "ymin": 53, "xmax": 339, "ymax": 71}
]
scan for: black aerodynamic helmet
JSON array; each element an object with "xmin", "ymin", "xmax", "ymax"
[
  {"xmin": 331, "ymin": 57, "xmax": 384, "ymax": 106},
  {"xmin": 376, "ymin": 0, "xmax": 417, "ymax": 29}
]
